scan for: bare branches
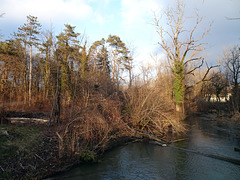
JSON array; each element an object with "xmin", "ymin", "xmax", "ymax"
[
  {"xmin": 201, "ymin": 64, "xmax": 219, "ymax": 82},
  {"xmin": 153, "ymin": 0, "xmax": 213, "ymax": 112},
  {"xmin": 125, "ymin": 84, "xmax": 185, "ymax": 135},
  {"xmin": 0, "ymin": 13, "xmax": 5, "ymax": 17},
  {"xmin": 186, "ymin": 59, "xmax": 204, "ymax": 75},
  {"xmin": 187, "ymin": 63, "xmax": 219, "ymax": 90},
  {"xmin": 154, "ymin": 0, "xmax": 211, "ymax": 72},
  {"xmin": 184, "ymin": 57, "xmax": 202, "ymax": 66},
  {"xmin": 225, "ymin": 17, "xmax": 240, "ymax": 20}
]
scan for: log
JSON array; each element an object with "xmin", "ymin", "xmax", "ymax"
[
  {"xmin": 7, "ymin": 117, "xmax": 49, "ymax": 124},
  {"xmin": 234, "ymin": 147, "xmax": 240, "ymax": 152},
  {"xmin": 169, "ymin": 145, "xmax": 240, "ymax": 165}
]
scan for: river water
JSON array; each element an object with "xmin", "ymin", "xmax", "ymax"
[{"xmin": 50, "ymin": 115, "xmax": 240, "ymax": 180}]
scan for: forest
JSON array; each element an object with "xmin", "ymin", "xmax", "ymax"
[{"xmin": 0, "ymin": 0, "xmax": 240, "ymax": 179}]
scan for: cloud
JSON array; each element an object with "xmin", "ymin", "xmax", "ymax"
[
  {"xmin": 1, "ymin": 0, "xmax": 93, "ymax": 24},
  {"xmin": 120, "ymin": 0, "xmax": 162, "ymax": 27},
  {"xmin": 88, "ymin": 0, "xmax": 117, "ymax": 26},
  {"xmin": 92, "ymin": 12, "xmax": 114, "ymax": 26}
]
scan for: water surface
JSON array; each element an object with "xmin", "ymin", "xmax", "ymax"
[{"xmin": 50, "ymin": 115, "xmax": 240, "ymax": 180}]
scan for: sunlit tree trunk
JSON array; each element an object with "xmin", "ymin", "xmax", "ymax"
[
  {"xmin": 112, "ymin": 48, "xmax": 116, "ymax": 80},
  {"xmin": 29, "ymin": 45, "xmax": 32, "ymax": 105}
]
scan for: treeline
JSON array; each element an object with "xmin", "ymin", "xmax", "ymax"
[
  {"xmin": 199, "ymin": 46, "xmax": 240, "ymax": 114},
  {"xmin": 0, "ymin": 15, "xmax": 184, "ymax": 159},
  {"xmin": 0, "ymin": 15, "xmax": 133, "ymax": 112}
]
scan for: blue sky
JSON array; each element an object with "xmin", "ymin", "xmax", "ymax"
[{"xmin": 1, "ymin": 0, "xmax": 240, "ymax": 68}]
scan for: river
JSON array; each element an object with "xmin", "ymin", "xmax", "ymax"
[{"xmin": 49, "ymin": 114, "xmax": 240, "ymax": 180}]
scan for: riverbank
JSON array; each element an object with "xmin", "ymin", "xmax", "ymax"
[
  {"xmin": 0, "ymin": 124, "xmax": 153, "ymax": 179},
  {"xmin": 0, "ymin": 117, "xmax": 155, "ymax": 179},
  {"xmin": 1, "ymin": 111, "xmax": 239, "ymax": 179}
]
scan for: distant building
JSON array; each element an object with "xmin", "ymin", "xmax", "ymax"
[{"xmin": 205, "ymin": 93, "xmax": 231, "ymax": 102}]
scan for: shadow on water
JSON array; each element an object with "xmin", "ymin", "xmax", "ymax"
[{"xmin": 49, "ymin": 115, "xmax": 240, "ymax": 180}]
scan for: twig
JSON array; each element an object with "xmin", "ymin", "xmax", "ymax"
[
  {"xmin": 56, "ymin": 132, "xmax": 63, "ymax": 141},
  {"xmin": 225, "ymin": 17, "xmax": 240, "ymax": 20},
  {"xmin": 19, "ymin": 163, "xmax": 25, "ymax": 170},
  {"xmin": 172, "ymin": 138, "xmax": 187, "ymax": 143},
  {"xmin": 0, "ymin": 165, "xmax": 4, "ymax": 172},
  {"xmin": 28, "ymin": 164, "xmax": 36, "ymax": 170},
  {"xmin": 35, "ymin": 153, "xmax": 45, "ymax": 162}
]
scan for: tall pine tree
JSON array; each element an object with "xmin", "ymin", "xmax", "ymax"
[
  {"xmin": 56, "ymin": 24, "xmax": 80, "ymax": 99},
  {"xmin": 15, "ymin": 15, "xmax": 41, "ymax": 105}
]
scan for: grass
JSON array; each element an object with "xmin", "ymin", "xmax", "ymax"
[{"xmin": 0, "ymin": 124, "xmax": 43, "ymax": 163}]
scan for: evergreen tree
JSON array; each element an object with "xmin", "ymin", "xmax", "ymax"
[
  {"xmin": 90, "ymin": 38, "xmax": 110, "ymax": 76},
  {"xmin": 0, "ymin": 39, "xmax": 26, "ymax": 103},
  {"xmin": 79, "ymin": 41, "xmax": 89, "ymax": 79},
  {"xmin": 15, "ymin": 15, "xmax": 41, "ymax": 105},
  {"xmin": 107, "ymin": 35, "xmax": 129, "ymax": 86},
  {"xmin": 56, "ymin": 24, "xmax": 80, "ymax": 98},
  {"xmin": 39, "ymin": 30, "xmax": 54, "ymax": 100}
]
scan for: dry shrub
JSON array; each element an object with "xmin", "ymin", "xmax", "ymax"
[
  {"xmin": 57, "ymin": 81, "xmax": 128, "ymax": 158},
  {"xmin": 56, "ymin": 74, "xmax": 185, "ymax": 158},
  {"xmin": 124, "ymin": 84, "xmax": 185, "ymax": 137}
]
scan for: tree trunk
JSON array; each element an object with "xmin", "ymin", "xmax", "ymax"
[
  {"xmin": 176, "ymin": 104, "xmax": 184, "ymax": 113},
  {"xmin": 173, "ymin": 71, "xmax": 184, "ymax": 114},
  {"xmin": 51, "ymin": 57, "xmax": 61, "ymax": 124},
  {"xmin": 129, "ymin": 68, "xmax": 132, "ymax": 88},
  {"xmin": 29, "ymin": 45, "xmax": 32, "ymax": 106},
  {"xmin": 233, "ymin": 84, "xmax": 239, "ymax": 112},
  {"xmin": 112, "ymin": 48, "xmax": 116, "ymax": 80}
]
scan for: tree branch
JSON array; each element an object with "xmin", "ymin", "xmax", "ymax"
[
  {"xmin": 186, "ymin": 59, "xmax": 204, "ymax": 75},
  {"xmin": 186, "ymin": 64, "xmax": 219, "ymax": 90}
]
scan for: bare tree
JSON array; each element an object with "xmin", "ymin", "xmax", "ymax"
[
  {"xmin": 154, "ymin": 0, "xmax": 212, "ymax": 113},
  {"xmin": 222, "ymin": 46, "xmax": 240, "ymax": 112},
  {"xmin": 209, "ymin": 72, "xmax": 228, "ymax": 102}
]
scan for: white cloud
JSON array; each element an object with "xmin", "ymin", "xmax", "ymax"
[
  {"xmin": 1, "ymin": 0, "xmax": 93, "ymax": 24},
  {"xmin": 92, "ymin": 12, "xmax": 114, "ymax": 26},
  {"xmin": 121, "ymin": 0, "xmax": 162, "ymax": 27}
]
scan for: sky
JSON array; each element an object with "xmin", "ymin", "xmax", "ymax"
[{"xmin": 0, "ymin": 0, "xmax": 240, "ymax": 69}]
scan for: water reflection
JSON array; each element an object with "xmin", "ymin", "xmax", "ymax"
[{"xmin": 50, "ymin": 116, "xmax": 240, "ymax": 180}]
